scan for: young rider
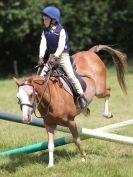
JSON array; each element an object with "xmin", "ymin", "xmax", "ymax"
[{"xmin": 37, "ymin": 6, "xmax": 88, "ymax": 109}]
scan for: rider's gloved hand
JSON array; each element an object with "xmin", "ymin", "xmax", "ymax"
[
  {"xmin": 49, "ymin": 56, "xmax": 57, "ymax": 65},
  {"xmin": 37, "ymin": 57, "xmax": 44, "ymax": 67}
]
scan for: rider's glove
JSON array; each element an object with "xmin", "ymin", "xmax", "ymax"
[
  {"xmin": 37, "ymin": 57, "xmax": 44, "ymax": 67},
  {"xmin": 49, "ymin": 56, "xmax": 57, "ymax": 65}
]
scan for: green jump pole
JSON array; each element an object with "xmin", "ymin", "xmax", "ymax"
[
  {"xmin": 0, "ymin": 136, "xmax": 73, "ymax": 156},
  {"xmin": 0, "ymin": 112, "xmax": 70, "ymax": 133},
  {"xmin": 1, "ymin": 112, "xmax": 133, "ymax": 146},
  {"xmin": 0, "ymin": 112, "xmax": 44, "ymax": 128}
]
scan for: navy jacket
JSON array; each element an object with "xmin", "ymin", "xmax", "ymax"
[{"xmin": 44, "ymin": 24, "xmax": 70, "ymax": 54}]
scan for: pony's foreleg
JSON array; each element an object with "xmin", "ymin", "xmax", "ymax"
[
  {"xmin": 45, "ymin": 124, "xmax": 56, "ymax": 167},
  {"xmin": 68, "ymin": 120, "xmax": 86, "ymax": 162},
  {"xmin": 103, "ymin": 96, "xmax": 113, "ymax": 118}
]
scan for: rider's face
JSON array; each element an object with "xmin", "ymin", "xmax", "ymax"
[{"xmin": 42, "ymin": 16, "xmax": 51, "ymax": 28}]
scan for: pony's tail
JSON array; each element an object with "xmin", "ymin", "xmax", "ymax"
[{"xmin": 89, "ymin": 45, "xmax": 128, "ymax": 94}]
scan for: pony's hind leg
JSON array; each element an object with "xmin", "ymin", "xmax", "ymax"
[
  {"xmin": 97, "ymin": 87, "xmax": 113, "ymax": 118},
  {"xmin": 68, "ymin": 119, "xmax": 86, "ymax": 162},
  {"xmin": 103, "ymin": 95, "xmax": 113, "ymax": 118},
  {"xmin": 102, "ymin": 87, "xmax": 113, "ymax": 118}
]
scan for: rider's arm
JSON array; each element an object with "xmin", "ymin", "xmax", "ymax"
[
  {"xmin": 54, "ymin": 29, "xmax": 66, "ymax": 58},
  {"xmin": 39, "ymin": 32, "xmax": 47, "ymax": 58}
]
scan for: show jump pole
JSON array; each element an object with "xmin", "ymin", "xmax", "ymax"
[
  {"xmin": 0, "ymin": 112, "xmax": 133, "ymax": 146},
  {"xmin": 0, "ymin": 136, "xmax": 74, "ymax": 156}
]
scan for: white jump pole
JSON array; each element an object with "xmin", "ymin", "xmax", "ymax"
[
  {"xmin": 0, "ymin": 112, "xmax": 133, "ymax": 146},
  {"xmin": 79, "ymin": 128, "xmax": 133, "ymax": 146},
  {"xmin": 95, "ymin": 119, "xmax": 133, "ymax": 132}
]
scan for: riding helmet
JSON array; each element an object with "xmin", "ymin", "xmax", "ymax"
[{"xmin": 41, "ymin": 6, "xmax": 61, "ymax": 22}]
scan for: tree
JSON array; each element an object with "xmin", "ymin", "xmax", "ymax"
[{"xmin": 0, "ymin": 0, "xmax": 133, "ymax": 76}]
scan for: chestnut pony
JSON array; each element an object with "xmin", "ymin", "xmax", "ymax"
[{"xmin": 14, "ymin": 45, "xmax": 127, "ymax": 167}]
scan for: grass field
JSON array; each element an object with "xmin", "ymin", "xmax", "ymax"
[{"xmin": 0, "ymin": 67, "xmax": 133, "ymax": 177}]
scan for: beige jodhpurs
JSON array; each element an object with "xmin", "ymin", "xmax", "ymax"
[{"xmin": 40, "ymin": 52, "xmax": 83, "ymax": 95}]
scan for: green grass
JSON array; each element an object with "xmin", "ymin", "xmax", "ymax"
[{"xmin": 0, "ymin": 67, "xmax": 133, "ymax": 177}]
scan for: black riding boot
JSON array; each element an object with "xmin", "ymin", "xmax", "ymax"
[{"xmin": 78, "ymin": 94, "xmax": 88, "ymax": 109}]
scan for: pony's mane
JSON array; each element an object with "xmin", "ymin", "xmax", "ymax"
[{"xmin": 20, "ymin": 75, "xmax": 42, "ymax": 84}]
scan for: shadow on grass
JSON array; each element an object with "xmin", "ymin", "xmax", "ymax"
[
  {"xmin": 1, "ymin": 145, "xmax": 132, "ymax": 173},
  {"xmin": 0, "ymin": 148, "xmax": 78, "ymax": 173}
]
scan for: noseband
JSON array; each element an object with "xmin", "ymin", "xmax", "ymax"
[
  {"xmin": 17, "ymin": 70, "xmax": 52, "ymax": 118},
  {"xmin": 17, "ymin": 83, "xmax": 36, "ymax": 113}
]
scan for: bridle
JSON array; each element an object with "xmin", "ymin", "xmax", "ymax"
[{"xmin": 17, "ymin": 69, "xmax": 52, "ymax": 118}]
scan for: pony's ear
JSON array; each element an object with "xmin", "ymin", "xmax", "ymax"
[
  {"xmin": 13, "ymin": 77, "xmax": 20, "ymax": 86},
  {"xmin": 27, "ymin": 76, "xmax": 33, "ymax": 84},
  {"xmin": 29, "ymin": 77, "xmax": 33, "ymax": 83}
]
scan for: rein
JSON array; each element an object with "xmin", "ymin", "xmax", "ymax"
[
  {"xmin": 33, "ymin": 69, "xmax": 52, "ymax": 118},
  {"xmin": 18, "ymin": 68, "xmax": 88, "ymax": 119},
  {"xmin": 17, "ymin": 70, "xmax": 52, "ymax": 119}
]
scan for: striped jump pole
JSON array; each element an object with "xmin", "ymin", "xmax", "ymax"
[
  {"xmin": 0, "ymin": 136, "xmax": 74, "ymax": 156},
  {"xmin": 0, "ymin": 112, "xmax": 133, "ymax": 147},
  {"xmin": 1, "ymin": 111, "xmax": 133, "ymax": 132},
  {"xmin": 1, "ymin": 112, "xmax": 133, "ymax": 133},
  {"xmin": 0, "ymin": 112, "xmax": 70, "ymax": 133},
  {"xmin": 1, "ymin": 128, "xmax": 133, "ymax": 156}
]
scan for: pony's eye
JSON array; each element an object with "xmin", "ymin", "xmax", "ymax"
[{"xmin": 29, "ymin": 93, "xmax": 33, "ymax": 98}]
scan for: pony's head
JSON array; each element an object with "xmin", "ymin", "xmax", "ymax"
[{"xmin": 13, "ymin": 77, "xmax": 37, "ymax": 123}]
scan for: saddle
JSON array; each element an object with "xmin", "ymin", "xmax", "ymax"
[{"xmin": 50, "ymin": 57, "xmax": 87, "ymax": 99}]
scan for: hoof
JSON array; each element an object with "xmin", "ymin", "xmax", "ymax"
[
  {"xmin": 81, "ymin": 157, "xmax": 86, "ymax": 162},
  {"xmin": 48, "ymin": 164, "xmax": 54, "ymax": 168},
  {"xmin": 103, "ymin": 112, "xmax": 113, "ymax": 118},
  {"xmin": 81, "ymin": 153, "xmax": 86, "ymax": 162}
]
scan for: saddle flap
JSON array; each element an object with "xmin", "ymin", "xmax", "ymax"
[{"xmin": 51, "ymin": 57, "xmax": 87, "ymax": 97}]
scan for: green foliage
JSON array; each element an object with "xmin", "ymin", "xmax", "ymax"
[
  {"xmin": 0, "ymin": 0, "xmax": 61, "ymax": 41},
  {"xmin": 1, "ymin": 0, "xmax": 133, "ymax": 75}
]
